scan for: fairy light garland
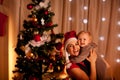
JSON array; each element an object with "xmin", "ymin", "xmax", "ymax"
[{"xmin": 68, "ymin": 0, "xmax": 120, "ymax": 63}]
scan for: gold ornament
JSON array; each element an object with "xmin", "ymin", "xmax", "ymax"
[
  {"xmin": 20, "ymin": 46, "xmax": 25, "ymax": 51},
  {"xmin": 57, "ymin": 66, "xmax": 69, "ymax": 79},
  {"xmin": 47, "ymin": 63, "xmax": 54, "ymax": 73},
  {"xmin": 34, "ymin": 17, "xmax": 37, "ymax": 22}
]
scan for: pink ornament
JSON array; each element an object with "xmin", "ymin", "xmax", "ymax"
[
  {"xmin": 27, "ymin": 4, "xmax": 34, "ymax": 10},
  {"xmin": 45, "ymin": 11, "xmax": 48, "ymax": 15}
]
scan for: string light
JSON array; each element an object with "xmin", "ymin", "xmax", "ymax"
[
  {"xmin": 102, "ymin": 0, "xmax": 106, "ymax": 2},
  {"xmin": 102, "ymin": 17, "xmax": 106, "ymax": 21},
  {"xmin": 118, "ymin": 8, "xmax": 120, "ymax": 12},
  {"xmin": 117, "ymin": 46, "xmax": 120, "ymax": 51},
  {"xmin": 68, "ymin": 17, "xmax": 72, "ymax": 21},
  {"xmin": 117, "ymin": 21, "xmax": 120, "ymax": 25},
  {"xmin": 99, "ymin": 36, "xmax": 104, "ymax": 41},
  {"xmin": 83, "ymin": 19, "xmax": 88, "ymax": 24},
  {"xmin": 100, "ymin": 54, "xmax": 105, "ymax": 58},
  {"xmin": 69, "ymin": 0, "xmax": 72, "ymax": 2},
  {"xmin": 83, "ymin": 6, "xmax": 88, "ymax": 10},
  {"xmin": 116, "ymin": 58, "xmax": 120, "ymax": 63},
  {"xmin": 117, "ymin": 34, "xmax": 120, "ymax": 38}
]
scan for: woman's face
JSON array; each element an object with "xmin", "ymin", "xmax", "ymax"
[{"xmin": 66, "ymin": 39, "xmax": 80, "ymax": 57}]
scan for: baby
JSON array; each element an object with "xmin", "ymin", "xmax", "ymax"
[{"xmin": 70, "ymin": 31, "xmax": 110, "ymax": 80}]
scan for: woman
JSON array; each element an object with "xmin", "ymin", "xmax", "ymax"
[{"xmin": 64, "ymin": 31, "xmax": 97, "ymax": 80}]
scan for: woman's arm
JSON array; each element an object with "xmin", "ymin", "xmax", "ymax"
[
  {"xmin": 69, "ymin": 67, "xmax": 89, "ymax": 80},
  {"xmin": 89, "ymin": 60, "xmax": 96, "ymax": 80},
  {"xmin": 87, "ymin": 49, "xmax": 97, "ymax": 80}
]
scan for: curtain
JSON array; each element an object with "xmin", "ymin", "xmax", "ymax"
[{"xmin": 20, "ymin": 0, "xmax": 120, "ymax": 79}]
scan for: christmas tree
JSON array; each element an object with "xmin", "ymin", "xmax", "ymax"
[{"xmin": 13, "ymin": 0, "xmax": 67, "ymax": 80}]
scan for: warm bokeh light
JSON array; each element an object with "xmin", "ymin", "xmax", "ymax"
[
  {"xmin": 116, "ymin": 58, "xmax": 120, "ymax": 63},
  {"xmin": 117, "ymin": 46, "xmax": 120, "ymax": 51},
  {"xmin": 102, "ymin": 17, "xmax": 106, "ymax": 21},
  {"xmin": 100, "ymin": 54, "xmax": 105, "ymax": 58},
  {"xmin": 102, "ymin": 0, "xmax": 106, "ymax": 2},
  {"xmin": 99, "ymin": 36, "xmax": 105, "ymax": 41},
  {"xmin": 83, "ymin": 6, "xmax": 88, "ymax": 10},
  {"xmin": 68, "ymin": 17, "xmax": 72, "ymax": 21},
  {"xmin": 117, "ymin": 21, "xmax": 120, "ymax": 25},
  {"xmin": 83, "ymin": 19, "xmax": 88, "ymax": 24},
  {"xmin": 117, "ymin": 34, "xmax": 120, "ymax": 38}
]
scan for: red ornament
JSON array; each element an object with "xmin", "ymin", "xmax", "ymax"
[
  {"xmin": 34, "ymin": 34, "xmax": 41, "ymax": 42},
  {"xmin": 48, "ymin": 22, "xmax": 52, "ymax": 26},
  {"xmin": 27, "ymin": 4, "xmax": 34, "ymax": 10},
  {"xmin": 45, "ymin": 11, "xmax": 48, "ymax": 15},
  {"xmin": 46, "ymin": 22, "xmax": 52, "ymax": 27},
  {"xmin": 55, "ymin": 42, "xmax": 62, "ymax": 50},
  {"xmin": 29, "ymin": 76, "xmax": 38, "ymax": 80}
]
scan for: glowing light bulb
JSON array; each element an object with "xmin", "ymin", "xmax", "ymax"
[
  {"xmin": 117, "ymin": 34, "xmax": 120, "ymax": 38},
  {"xmin": 117, "ymin": 46, "xmax": 120, "ymax": 51},
  {"xmin": 100, "ymin": 54, "xmax": 104, "ymax": 58},
  {"xmin": 116, "ymin": 59, "xmax": 120, "ymax": 63},
  {"xmin": 69, "ymin": 17, "xmax": 72, "ymax": 21},
  {"xmin": 102, "ymin": 0, "xmax": 106, "ymax": 2},
  {"xmin": 118, "ymin": 8, "xmax": 120, "ymax": 12},
  {"xmin": 83, "ymin": 6, "xmax": 88, "ymax": 10},
  {"xmin": 99, "ymin": 36, "xmax": 104, "ymax": 41},
  {"xmin": 83, "ymin": 19, "xmax": 88, "ymax": 24},
  {"xmin": 102, "ymin": 17, "xmax": 106, "ymax": 21},
  {"xmin": 117, "ymin": 21, "xmax": 120, "ymax": 25},
  {"xmin": 69, "ymin": 0, "xmax": 72, "ymax": 2}
]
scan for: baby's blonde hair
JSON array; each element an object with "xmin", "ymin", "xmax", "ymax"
[{"xmin": 77, "ymin": 31, "xmax": 92, "ymax": 42}]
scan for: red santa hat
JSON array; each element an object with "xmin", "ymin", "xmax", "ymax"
[
  {"xmin": 64, "ymin": 31, "xmax": 77, "ymax": 68},
  {"xmin": 64, "ymin": 30, "xmax": 77, "ymax": 50}
]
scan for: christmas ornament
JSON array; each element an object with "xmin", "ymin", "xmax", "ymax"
[
  {"xmin": 55, "ymin": 42, "xmax": 62, "ymax": 50},
  {"xmin": 24, "ymin": 44, "xmax": 33, "ymax": 59},
  {"xmin": 47, "ymin": 63, "xmax": 53, "ymax": 72},
  {"xmin": 29, "ymin": 75, "xmax": 38, "ymax": 80},
  {"xmin": 45, "ymin": 11, "xmax": 48, "ymax": 15},
  {"xmin": 34, "ymin": 34, "xmax": 41, "ymax": 42},
  {"xmin": 27, "ymin": 4, "xmax": 34, "ymax": 10},
  {"xmin": 20, "ymin": 46, "xmax": 25, "ymax": 51},
  {"xmin": 25, "ymin": 44, "xmax": 31, "ymax": 54},
  {"xmin": 57, "ymin": 66, "xmax": 68, "ymax": 79},
  {"xmin": 33, "ymin": 17, "xmax": 38, "ymax": 22},
  {"xmin": 29, "ymin": 40, "xmax": 45, "ymax": 47},
  {"xmin": 45, "ymin": 22, "xmax": 52, "ymax": 27},
  {"xmin": 41, "ymin": 18, "xmax": 45, "ymax": 25},
  {"xmin": 26, "ymin": 52, "xmax": 33, "ymax": 59}
]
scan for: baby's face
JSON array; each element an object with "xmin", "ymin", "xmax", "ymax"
[{"xmin": 78, "ymin": 33, "xmax": 91, "ymax": 47}]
